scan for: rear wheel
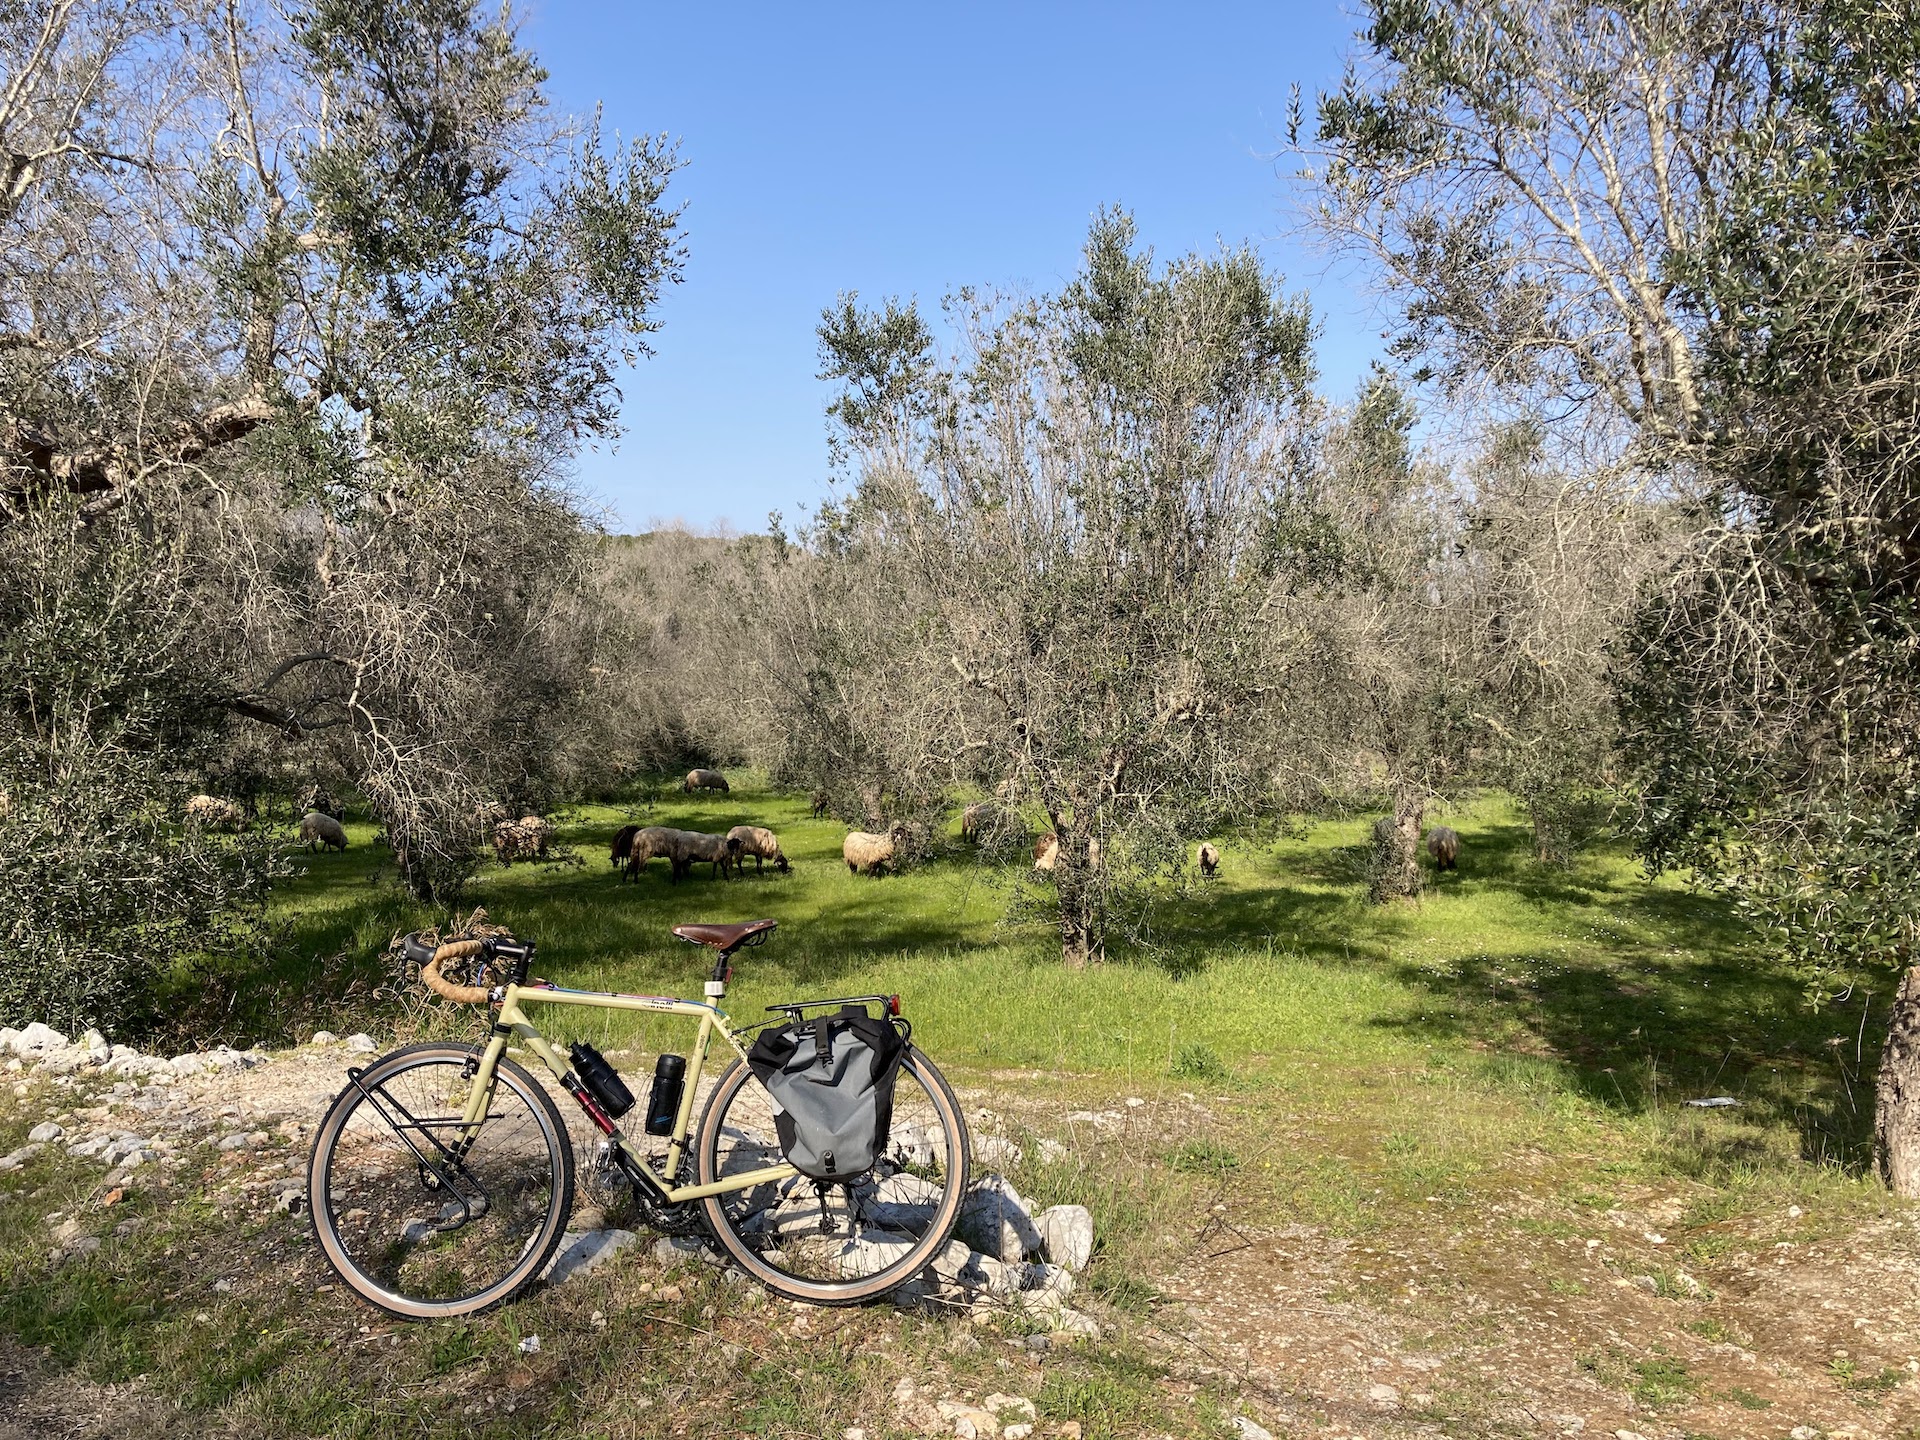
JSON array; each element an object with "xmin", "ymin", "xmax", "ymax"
[
  {"xmin": 307, "ymin": 1043, "xmax": 575, "ymax": 1319},
  {"xmin": 696, "ymin": 1048, "xmax": 970, "ymax": 1304}
]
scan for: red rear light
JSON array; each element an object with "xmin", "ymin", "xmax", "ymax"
[{"xmin": 887, "ymin": 994, "xmax": 901, "ymax": 1016}]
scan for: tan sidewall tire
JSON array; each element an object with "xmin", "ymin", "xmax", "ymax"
[
  {"xmin": 306, "ymin": 1042, "xmax": 577, "ymax": 1320},
  {"xmin": 696, "ymin": 1050, "xmax": 971, "ymax": 1305}
]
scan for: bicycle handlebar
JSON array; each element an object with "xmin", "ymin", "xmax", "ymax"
[{"xmin": 421, "ymin": 939, "xmax": 492, "ymax": 1004}]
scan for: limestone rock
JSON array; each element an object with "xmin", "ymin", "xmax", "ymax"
[
  {"xmin": 27, "ymin": 1121, "xmax": 63, "ymax": 1143},
  {"xmin": 1034, "ymin": 1204, "xmax": 1094, "ymax": 1272},
  {"xmin": 547, "ymin": 1228, "xmax": 641, "ymax": 1283},
  {"xmin": 345, "ymin": 1033, "xmax": 378, "ymax": 1054},
  {"xmin": 957, "ymin": 1172, "xmax": 1041, "ymax": 1263}
]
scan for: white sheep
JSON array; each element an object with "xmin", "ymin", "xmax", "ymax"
[
  {"xmin": 298, "ymin": 811, "xmax": 348, "ymax": 852},
  {"xmin": 843, "ymin": 824, "xmax": 909, "ymax": 877},
  {"xmin": 683, "ymin": 769, "xmax": 731, "ymax": 794},
  {"xmin": 185, "ymin": 794, "xmax": 248, "ymax": 831},
  {"xmin": 727, "ymin": 825, "xmax": 790, "ymax": 873}
]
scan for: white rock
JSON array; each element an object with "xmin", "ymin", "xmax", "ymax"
[
  {"xmin": 1053, "ymin": 1307, "xmax": 1099, "ymax": 1338},
  {"xmin": 652, "ymin": 1234, "xmax": 713, "ymax": 1265},
  {"xmin": 82, "ymin": 1029, "xmax": 109, "ymax": 1058},
  {"xmin": 17, "ymin": 1022, "xmax": 68, "ymax": 1056},
  {"xmin": 976, "ymin": 1135, "xmax": 1024, "ymax": 1168},
  {"xmin": 0, "ymin": 1143, "xmax": 43, "ymax": 1171},
  {"xmin": 1231, "ymin": 1418, "xmax": 1274, "ymax": 1440},
  {"xmin": 1368, "ymin": 1382, "xmax": 1401, "ymax": 1406},
  {"xmin": 0, "ymin": 1027, "xmax": 18, "ymax": 1055},
  {"xmin": 983, "ymin": 1394, "xmax": 1036, "ymax": 1421},
  {"xmin": 169, "ymin": 1054, "xmax": 206, "ymax": 1076},
  {"xmin": 958, "ymin": 1173, "xmax": 1042, "ymax": 1263},
  {"xmin": 1124, "ymin": 1096, "xmax": 1144, "ymax": 1108},
  {"xmin": 1004, "ymin": 1427, "xmax": 1034, "ymax": 1440},
  {"xmin": 516, "ymin": 1334, "xmax": 541, "ymax": 1355},
  {"xmin": 843, "ymin": 1430, "xmax": 867, "ymax": 1440},
  {"xmin": 1036, "ymin": 1138, "xmax": 1072, "ymax": 1165},
  {"xmin": 1022, "ymin": 1262, "xmax": 1075, "ymax": 1298},
  {"xmin": 547, "ymin": 1228, "xmax": 641, "ymax": 1283},
  {"xmin": 345, "ymin": 1033, "xmax": 377, "ymax": 1054},
  {"xmin": 27, "ymin": 1121, "xmax": 63, "ymax": 1143},
  {"xmin": 310, "ymin": 1031, "xmax": 339, "ymax": 1046},
  {"xmin": 1034, "ymin": 1204, "xmax": 1094, "ymax": 1272}
]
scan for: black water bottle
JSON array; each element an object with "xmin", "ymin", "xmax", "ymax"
[{"xmin": 645, "ymin": 1054, "xmax": 686, "ymax": 1136}]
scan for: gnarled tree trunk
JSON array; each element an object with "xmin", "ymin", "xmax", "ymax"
[
  {"xmin": 1054, "ymin": 826, "xmax": 1104, "ymax": 970},
  {"xmin": 1876, "ymin": 967, "xmax": 1920, "ymax": 1196},
  {"xmin": 1369, "ymin": 786, "xmax": 1424, "ymax": 904}
]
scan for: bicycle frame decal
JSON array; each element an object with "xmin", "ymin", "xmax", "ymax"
[{"xmin": 486, "ymin": 982, "xmax": 799, "ymax": 1204}]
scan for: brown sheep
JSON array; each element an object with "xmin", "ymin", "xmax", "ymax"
[
  {"xmin": 809, "ymin": 789, "xmax": 830, "ymax": 818},
  {"xmin": 1198, "ymin": 842, "xmax": 1220, "ymax": 877},
  {"xmin": 185, "ymin": 794, "xmax": 248, "ymax": 832},
  {"xmin": 610, "ymin": 823, "xmax": 642, "ymax": 866},
  {"xmin": 621, "ymin": 826, "xmax": 674, "ymax": 883},
  {"xmin": 683, "ymin": 769, "xmax": 730, "ymax": 794},
  {"xmin": 1033, "ymin": 833, "xmax": 1102, "ymax": 872},
  {"xmin": 727, "ymin": 825, "xmax": 790, "ymax": 873},
  {"xmin": 298, "ymin": 811, "xmax": 348, "ymax": 852},
  {"xmin": 661, "ymin": 828, "xmax": 736, "ymax": 882},
  {"xmin": 1427, "ymin": 826, "xmax": 1460, "ymax": 871}
]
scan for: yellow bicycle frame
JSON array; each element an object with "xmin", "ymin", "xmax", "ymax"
[{"xmin": 453, "ymin": 980, "xmax": 798, "ymax": 1203}]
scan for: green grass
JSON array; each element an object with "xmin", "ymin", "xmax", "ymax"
[{"xmin": 5, "ymin": 779, "xmax": 1899, "ymax": 1437}]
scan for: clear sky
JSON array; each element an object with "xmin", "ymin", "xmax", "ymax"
[{"xmin": 521, "ymin": 1, "xmax": 1382, "ymax": 534}]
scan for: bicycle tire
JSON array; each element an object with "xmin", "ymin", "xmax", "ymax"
[
  {"xmin": 695, "ymin": 1047, "xmax": 971, "ymax": 1305},
  {"xmin": 307, "ymin": 1042, "xmax": 576, "ymax": 1319}
]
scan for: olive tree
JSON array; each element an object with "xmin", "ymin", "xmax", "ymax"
[{"xmin": 818, "ymin": 212, "xmax": 1318, "ymax": 966}]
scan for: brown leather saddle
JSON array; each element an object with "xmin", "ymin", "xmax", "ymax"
[{"xmin": 670, "ymin": 918, "xmax": 777, "ymax": 955}]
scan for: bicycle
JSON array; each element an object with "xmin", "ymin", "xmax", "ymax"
[{"xmin": 305, "ymin": 918, "xmax": 971, "ymax": 1319}]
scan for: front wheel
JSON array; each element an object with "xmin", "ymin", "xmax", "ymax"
[
  {"xmin": 696, "ymin": 1047, "xmax": 971, "ymax": 1304},
  {"xmin": 307, "ymin": 1043, "xmax": 576, "ymax": 1319}
]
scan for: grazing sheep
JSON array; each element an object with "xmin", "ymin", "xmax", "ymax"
[
  {"xmin": 684, "ymin": 769, "xmax": 730, "ymax": 794},
  {"xmin": 1198, "ymin": 841, "xmax": 1220, "ymax": 877},
  {"xmin": 810, "ymin": 789, "xmax": 830, "ymax": 818},
  {"xmin": 1033, "ymin": 832, "xmax": 1102, "ymax": 873},
  {"xmin": 843, "ymin": 824, "xmax": 909, "ymax": 877},
  {"xmin": 492, "ymin": 815, "xmax": 553, "ymax": 866},
  {"xmin": 662, "ymin": 828, "xmax": 736, "ymax": 882},
  {"xmin": 298, "ymin": 811, "xmax": 348, "ymax": 852},
  {"xmin": 610, "ymin": 823, "xmax": 642, "ymax": 866},
  {"xmin": 621, "ymin": 826, "xmax": 675, "ymax": 883},
  {"xmin": 727, "ymin": 825, "xmax": 790, "ymax": 874},
  {"xmin": 1427, "ymin": 825, "xmax": 1461, "ymax": 871},
  {"xmin": 185, "ymin": 794, "xmax": 248, "ymax": 831},
  {"xmin": 962, "ymin": 802, "xmax": 1005, "ymax": 844}
]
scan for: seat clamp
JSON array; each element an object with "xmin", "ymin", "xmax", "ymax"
[{"xmin": 704, "ymin": 980, "xmax": 726, "ymax": 998}]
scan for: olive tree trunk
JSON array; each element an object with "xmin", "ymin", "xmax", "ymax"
[
  {"xmin": 1876, "ymin": 967, "xmax": 1920, "ymax": 1196},
  {"xmin": 1369, "ymin": 787, "xmax": 1424, "ymax": 904},
  {"xmin": 1054, "ymin": 827, "xmax": 1104, "ymax": 971}
]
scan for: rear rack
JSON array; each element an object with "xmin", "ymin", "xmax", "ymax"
[{"xmin": 765, "ymin": 993, "xmax": 900, "ymax": 1022}]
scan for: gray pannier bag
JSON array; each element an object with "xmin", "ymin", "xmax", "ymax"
[{"xmin": 746, "ymin": 1006, "xmax": 908, "ymax": 1181}]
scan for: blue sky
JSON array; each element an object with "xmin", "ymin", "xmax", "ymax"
[{"xmin": 522, "ymin": 2, "xmax": 1383, "ymax": 534}]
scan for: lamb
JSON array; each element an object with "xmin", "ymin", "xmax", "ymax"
[
  {"xmin": 683, "ymin": 769, "xmax": 730, "ymax": 794},
  {"xmin": 663, "ymin": 828, "xmax": 736, "ymax": 882},
  {"xmin": 809, "ymin": 789, "xmax": 830, "ymax": 818},
  {"xmin": 1427, "ymin": 826, "xmax": 1461, "ymax": 871},
  {"xmin": 492, "ymin": 816, "xmax": 553, "ymax": 866},
  {"xmin": 1198, "ymin": 842, "xmax": 1220, "ymax": 877},
  {"xmin": 843, "ymin": 824, "xmax": 909, "ymax": 877},
  {"xmin": 298, "ymin": 811, "xmax": 348, "ymax": 852},
  {"xmin": 185, "ymin": 794, "xmax": 247, "ymax": 831},
  {"xmin": 621, "ymin": 826, "xmax": 675, "ymax": 883},
  {"xmin": 727, "ymin": 825, "xmax": 790, "ymax": 874}
]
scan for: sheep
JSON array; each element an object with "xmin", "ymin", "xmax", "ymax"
[
  {"xmin": 843, "ymin": 824, "xmax": 909, "ymax": 877},
  {"xmin": 298, "ymin": 811, "xmax": 348, "ymax": 852},
  {"xmin": 1033, "ymin": 832, "xmax": 1102, "ymax": 873},
  {"xmin": 610, "ymin": 823, "xmax": 642, "ymax": 867},
  {"xmin": 185, "ymin": 794, "xmax": 248, "ymax": 831},
  {"xmin": 810, "ymin": 789, "xmax": 830, "ymax": 818},
  {"xmin": 1198, "ymin": 841, "xmax": 1220, "ymax": 877},
  {"xmin": 1427, "ymin": 825, "xmax": 1461, "ymax": 871},
  {"xmin": 684, "ymin": 769, "xmax": 730, "ymax": 794},
  {"xmin": 961, "ymin": 802, "xmax": 1002, "ymax": 844},
  {"xmin": 661, "ymin": 828, "xmax": 736, "ymax": 882},
  {"xmin": 727, "ymin": 824, "xmax": 790, "ymax": 874},
  {"xmin": 621, "ymin": 826, "xmax": 675, "ymax": 883},
  {"xmin": 492, "ymin": 815, "xmax": 553, "ymax": 866}
]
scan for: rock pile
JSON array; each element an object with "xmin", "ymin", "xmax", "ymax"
[{"xmin": 0, "ymin": 1022, "xmax": 270, "ymax": 1083}]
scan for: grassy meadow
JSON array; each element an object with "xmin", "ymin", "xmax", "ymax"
[{"xmin": 2, "ymin": 776, "xmax": 1903, "ymax": 1440}]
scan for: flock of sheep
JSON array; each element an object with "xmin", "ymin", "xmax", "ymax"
[{"xmin": 185, "ymin": 770, "xmax": 1467, "ymax": 886}]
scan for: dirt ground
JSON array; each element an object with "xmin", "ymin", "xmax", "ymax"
[{"xmin": 4, "ymin": 1043, "xmax": 1917, "ymax": 1440}]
